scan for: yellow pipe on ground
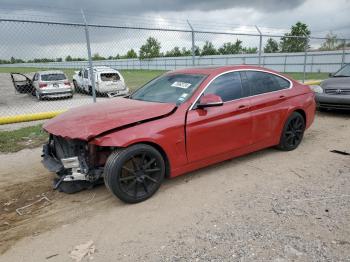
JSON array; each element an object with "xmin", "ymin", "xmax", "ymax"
[
  {"xmin": 304, "ymin": 80, "xmax": 322, "ymax": 85},
  {"xmin": 0, "ymin": 110, "xmax": 66, "ymax": 125}
]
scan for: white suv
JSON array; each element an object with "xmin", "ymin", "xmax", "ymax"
[{"xmin": 73, "ymin": 66, "xmax": 128, "ymax": 96}]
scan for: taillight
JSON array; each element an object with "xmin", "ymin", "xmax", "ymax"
[
  {"xmin": 64, "ymin": 81, "xmax": 70, "ymax": 86},
  {"xmin": 39, "ymin": 82, "xmax": 47, "ymax": 88}
]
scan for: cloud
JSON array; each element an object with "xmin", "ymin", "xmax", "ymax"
[{"xmin": 1, "ymin": 0, "xmax": 306, "ymax": 15}]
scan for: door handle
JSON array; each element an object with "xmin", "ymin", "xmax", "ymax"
[
  {"xmin": 279, "ymin": 95, "xmax": 286, "ymax": 99},
  {"xmin": 238, "ymin": 104, "xmax": 247, "ymax": 109}
]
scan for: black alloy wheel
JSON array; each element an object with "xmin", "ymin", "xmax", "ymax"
[
  {"xmin": 104, "ymin": 144, "xmax": 165, "ymax": 203},
  {"xmin": 277, "ymin": 112, "xmax": 306, "ymax": 151}
]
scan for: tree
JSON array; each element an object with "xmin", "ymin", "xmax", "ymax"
[
  {"xmin": 218, "ymin": 40, "xmax": 243, "ymax": 55},
  {"xmin": 280, "ymin": 22, "xmax": 311, "ymax": 52},
  {"xmin": 201, "ymin": 41, "xmax": 217, "ymax": 56},
  {"xmin": 165, "ymin": 46, "xmax": 182, "ymax": 57},
  {"xmin": 264, "ymin": 38, "xmax": 279, "ymax": 53},
  {"xmin": 126, "ymin": 49, "xmax": 138, "ymax": 58},
  {"xmin": 139, "ymin": 37, "xmax": 161, "ymax": 59},
  {"xmin": 242, "ymin": 47, "xmax": 258, "ymax": 54},
  {"xmin": 181, "ymin": 47, "xmax": 192, "ymax": 56},
  {"xmin": 319, "ymin": 32, "xmax": 338, "ymax": 51},
  {"xmin": 92, "ymin": 53, "xmax": 105, "ymax": 61}
]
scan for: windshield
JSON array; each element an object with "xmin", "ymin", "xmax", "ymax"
[
  {"xmin": 333, "ymin": 64, "xmax": 350, "ymax": 77},
  {"xmin": 41, "ymin": 73, "xmax": 67, "ymax": 81},
  {"xmin": 130, "ymin": 73, "xmax": 207, "ymax": 105}
]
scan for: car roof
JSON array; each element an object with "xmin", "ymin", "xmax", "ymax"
[
  {"xmin": 38, "ymin": 70, "xmax": 65, "ymax": 75},
  {"xmin": 169, "ymin": 65, "xmax": 285, "ymax": 77},
  {"xmin": 91, "ymin": 66, "xmax": 118, "ymax": 72}
]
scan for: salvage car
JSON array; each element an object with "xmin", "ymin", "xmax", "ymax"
[
  {"xmin": 311, "ymin": 63, "xmax": 350, "ymax": 110},
  {"xmin": 72, "ymin": 66, "xmax": 128, "ymax": 97},
  {"xmin": 42, "ymin": 65, "xmax": 316, "ymax": 203},
  {"xmin": 11, "ymin": 71, "xmax": 73, "ymax": 100}
]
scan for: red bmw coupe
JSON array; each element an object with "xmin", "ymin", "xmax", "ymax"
[{"xmin": 42, "ymin": 65, "xmax": 316, "ymax": 203}]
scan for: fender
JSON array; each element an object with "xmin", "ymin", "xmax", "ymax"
[{"xmin": 90, "ymin": 110, "xmax": 188, "ymax": 173}]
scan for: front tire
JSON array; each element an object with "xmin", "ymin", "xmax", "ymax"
[
  {"xmin": 104, "ymin": 144, "xmax": 165, "ymax": 203},
  {"xmin": 277, "ymin": 112, "xmax": 305, "ymax": 151}
]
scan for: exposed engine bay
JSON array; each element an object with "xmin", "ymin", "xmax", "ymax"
[{"xmin": 42, "ymin": 135, "xmax": 111, "ymax": 193}]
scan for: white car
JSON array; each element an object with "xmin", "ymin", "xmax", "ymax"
[
  {"xmin": 11, "ymin": 70, "xmax": 73, "ymax": 100},
  {"xmin": 72, "ymin": 66, "xmax": 128, "ymax": 96}
]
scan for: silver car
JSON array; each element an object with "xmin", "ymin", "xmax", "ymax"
[
  {"xmin": 312, "ymin": 64, "xmax": 350, "ymax": 110},
  {"xmin": 11, "ymin": 70, "xmax": 74, "ymax": 101}
]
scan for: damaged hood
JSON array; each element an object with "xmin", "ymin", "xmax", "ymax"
[{"xmin": 43, "ymin": 98, "xmax": 176, "ymax": 140}]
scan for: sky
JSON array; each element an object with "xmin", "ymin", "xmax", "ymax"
[{"xmin": 0, "ymin": 0, "xmax": 349, "ymax": 59}]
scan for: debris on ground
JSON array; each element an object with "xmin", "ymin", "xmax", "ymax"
[
  {"xmin": 15, "ymin": 195, "xmax": 51, "ymax": 216},
  {"xmin": 330, "ymin": 150, "xmax": 350, "ymax": 156},
  {"xmin": 69, "ymin": 240, "xmax": 95, "ymax": 262}
]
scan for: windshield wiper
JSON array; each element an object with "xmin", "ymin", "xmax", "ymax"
[{"xmin": 333, "ymin": 75, "xmax": 350, "ymax": 77}]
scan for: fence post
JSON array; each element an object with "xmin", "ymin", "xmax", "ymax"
[
  {"xmin": 255, "ymin": 25, "xmax": 262, "ymax": 66},
  {"xmin": 302, "ymin": 37, "xmax": 308, "ymax": 83},
  {"xmin": 283, "ymin": 55, "xmax": 287, "ymax": 72},
  {"xmin": 81, "ymin": 9, "xmax": 96, "ymax": 103},
  {"xmin": 187, "ymin": 20, "xmax": 195, "ymax": 66},
  {"xmin": 341, "ymin": 39, "xmax": 346, "ymax": 68}
]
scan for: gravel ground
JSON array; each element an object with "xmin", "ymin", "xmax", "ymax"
[{"xmin": 0, "ymin": 111, "xmax": 349, "ymax": 261}]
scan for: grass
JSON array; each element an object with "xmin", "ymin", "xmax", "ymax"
[{"xmin": 0, "ymin": 124, "xmax": 48, "ymax": 153}]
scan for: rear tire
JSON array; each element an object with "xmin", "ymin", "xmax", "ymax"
[
  {"xmin": 73, "ymin": 80, "xmax": 79, "ymax": 93},
  {"xmin": 277, "ymin": 112, "xmax": 305, "ymax": 151},
  {"xmin": 104, "ymin": 144, "xmax": 165, "ymax": 203},
  {"xmin": 35, "ymin": 90, "xmax": 42, "ymax": 101}
]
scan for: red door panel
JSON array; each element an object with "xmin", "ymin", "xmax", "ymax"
[
  {"xmin": 250, "ymin": 91, "xmax": 290, "ymax": 143},
  {"xmin": 186, "ymin": 98, "xmax": 253, "ymax": 163}
]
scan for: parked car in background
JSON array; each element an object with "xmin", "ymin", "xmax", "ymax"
[
  {"xmin": 311, "ymin": 63, "xmax": 350, "ymax": 110},
  {"xmin": 11, "ymin": 70, "xmax": 73, "ymax": 100},
  {"xmin": 72, "ymin": 66, "xmax": 128, "ymax": 97},
  {"xmin": 42, "ymin": 65, "xmax": 316, "ymax": 203}
]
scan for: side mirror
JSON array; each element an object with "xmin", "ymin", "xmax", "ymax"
[
  {"xmin": 78, "ymin": 71, "xmax": 82, "ymax": 77},
  {"xmin": 328, "ymin": 73, "xmax": 333, "ymax": 77},
  {"xmin": 197, "ymin": 94, "xmax": 223, "ymax": 109}
]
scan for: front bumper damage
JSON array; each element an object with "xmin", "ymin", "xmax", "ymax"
[{"xmin": 41, "ymin": 135, "xmax": 104, "ymax": 193}]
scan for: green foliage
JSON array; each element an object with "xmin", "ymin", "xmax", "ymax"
[
  {"xmin": 165, "ymin": 46, "xmax": 182, "ymax": 57},
  {"xmin": 92, "ymin": 53, "xmax": 106, "ymax": 61},
  {"xmin": 201, "ymin": 41, "xmax": 217, "ymax": 56},
  {"xmin": 139, "ymin": 37, "xmax": 161, "ymax": 59},
  {"xmin": 218, "ymin": 40, "xmax": 243, "ymax": 54},
  {"xmin": 264, "ymin": 38, "xmax": 279, "ymax": 53},
  {"xmin": 242, "ymin": 47, "xmax": 258, "ymax": 54},
  {"xmin": 65, "ymin": 55, "xmax": 86, "ymax": 62},
  {"xmin": 126, "ymin": 49, "xmax": 138, "ymax": 58},
  {"xmin": 280, "ymin": 22, "xmax": 311, "ymax": 52}
]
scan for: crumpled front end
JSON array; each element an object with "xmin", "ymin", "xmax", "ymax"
[{"xmin": 42, "ymin": 134, "xmax": 107, "ymax": 193}]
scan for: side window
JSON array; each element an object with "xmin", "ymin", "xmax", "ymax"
[
  {"xmin": 33, "ymin": 73, "xmax": 38, "ymax": 81},
  {"xmin": 83, "ymin": 70, "xmax": 89, "ymax": 79},
  {"xmin": 246, "ymin": 71, "xmax": 290, "ymax": 95},
  {"xmin": 203, "ymin": 72, "xmax": 242, "ymax": 102}
]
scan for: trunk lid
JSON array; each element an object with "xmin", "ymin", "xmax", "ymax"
[{"xmin": 43, "ymin": 98, "xmax": 176, "ymax": 140}]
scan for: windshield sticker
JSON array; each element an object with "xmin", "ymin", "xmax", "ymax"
[{"xmin": 171, "ymin": 81, "xmax": 192, "ymax": 89}]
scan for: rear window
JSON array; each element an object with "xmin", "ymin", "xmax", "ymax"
[
  {"xmin": 246, "ymin": 71, "xmax": 290, "ymax": 95},
  {"xmin": 100, "ymin": 73, "xmax": 120, "ymax": 81},
  {"xmin": 41, "ymin": 73, "xmax": 67, "ymax": 81}
]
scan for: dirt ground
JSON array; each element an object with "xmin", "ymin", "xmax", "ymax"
[{"xmin": 0, "ymin": 111, "xmax": 350, "ymax": 261}]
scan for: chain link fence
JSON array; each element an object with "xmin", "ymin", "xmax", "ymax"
[{"xmin": 0, "ymin": 16, "xmax": 349, "ymax": 123}]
